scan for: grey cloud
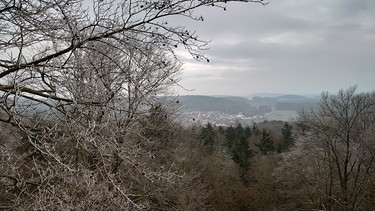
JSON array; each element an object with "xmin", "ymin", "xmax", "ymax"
[
  {"xmin": 336, "ymin": 0, "xmax": 375, "ymax": 18},
  {"xmin": 175, "ymin": 0, "xmax": 375, "ymax": 95}
]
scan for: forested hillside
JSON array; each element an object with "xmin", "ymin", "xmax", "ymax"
[
  {"xmin": 179, "ymin": 95, "xmax": 259, "ymax": 115},
  {"xmin": 179, "ymin": 94, "xmax": 318, "ymax": 114}
]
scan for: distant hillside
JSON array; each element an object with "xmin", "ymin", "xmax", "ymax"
[
  {"xmin": 178, "ymin": 94, "xmax": 319, "ymax": 114},
  {"xmin": 246, "ymin": 93, "xmax": 319, "ymax": 99},
  {"xmin": 179, "ymin": 95, "xmax": 259, "ymax": 115},
  {"xmin": 220, "ymin": 96, "xmax": 250, "ymax": 103},
  {"xmin": 249, "ymin": 95, "xmax": 319, "ymax": 111}
]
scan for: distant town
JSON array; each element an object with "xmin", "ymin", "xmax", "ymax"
[{"xmin": 177, "ymin": 94, "xmax": 319, "ymax": 126}]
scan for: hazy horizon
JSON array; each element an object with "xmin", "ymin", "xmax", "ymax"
[{"xmin": 178, "ymin": 92, "xmax": 320, "ymax": 98}]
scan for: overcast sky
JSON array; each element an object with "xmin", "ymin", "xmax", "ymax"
[{"xmin": 173, "ymin": 0, "xmax": 375, "ymax": 96}]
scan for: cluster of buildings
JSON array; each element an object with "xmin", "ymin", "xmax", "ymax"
[{"xmin": 179, "ymin": 111, "xmax": 265, "ymax": 127}]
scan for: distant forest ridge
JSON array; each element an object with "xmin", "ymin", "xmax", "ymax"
[{"xmin": 178, "ymin": 94, "xmax": 319, "ymax": 115}]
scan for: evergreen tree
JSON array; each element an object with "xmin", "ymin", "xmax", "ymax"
[
  {"xmin": 236, "ymin": 123, "xmax": 245, "ymax": 137},
  {"xmin": 279, "ymin": 122, "xmax": 294, "ymax": 152},
  {"xmin": 244, "ymin": 125, "xmax": 252, "ymax": 139},
  {"xmin": 223, "ymin": 125, "xmax": 253, "ymax": 172},
  {"xmin": 200, "ymin": 123, "xmax": 216, "ymax": 153},
  {"xmin": 225, "ymin": 126, "xmax": 237, "ymax": 149},
  {"xmin": 231, "ymin": 134, "xmax": 253, "ymax": 172},
  {"xmin": 218, "ymin": 126, "xmax": 225, "ymax": 135},
  {"xmin": 255, "ymin": 129, "xmax": 275, "ymax": 155},
  {"xmin": 252, "ymin": 122, "xmax": 260, "ymax": 135}
]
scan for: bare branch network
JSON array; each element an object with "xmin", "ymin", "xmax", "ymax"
[
  {"xmin": 0, "ymin": 0, "xmax": 266, "ymax": 123},
  {"xmin": 0, "ymin": 0, "xmax": 266, "ymax": 209}
]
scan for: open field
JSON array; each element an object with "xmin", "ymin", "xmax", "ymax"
[{"xmin": 264, "ymin": 110, "xmax": 299, "ymax": 122}]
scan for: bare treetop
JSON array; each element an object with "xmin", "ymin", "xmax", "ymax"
[
  {"xmin": 0, "ymin": 0, "xmax": 266, "ymax": 74},
  {"xmin": 0, "ymin": 0, "xmax": 265, "ymax": 113}
]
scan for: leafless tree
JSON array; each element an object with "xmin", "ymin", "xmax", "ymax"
[
  {"xmin": 0, "ymin": 0, "xmax": 265, "ymax": 118},
  {"xmin": 1, "ymin": 0, "xmax": 266, "ymax": 209},
  {"xmin": 276, "ymin": 87, "xmax": 375, "ymax": 210}
]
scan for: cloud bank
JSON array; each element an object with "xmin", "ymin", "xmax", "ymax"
[{"xmin": 173, "ymin": 0, "xmax": 375, "ymax": 96}]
